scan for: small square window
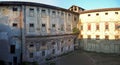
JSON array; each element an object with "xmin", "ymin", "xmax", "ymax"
[
  {"xmin": 96, "ymin": 13, "xmax": 99, "ymax": 16},
  {"xmin": 96, "ymin": 35, "xmax": 100, "ymax": 40},
  {"xmin": 52, "ymin": 24, "xmax": 56, "ymax": 27},
  {"xmin": 105, "ymin": 35, "xmax": 109, "ymax": 40},
  {"xmin": 13, "ymin": 23, "xmax": 17, "ymax": 27},
  {"xmin": 105, "ymin": 13, "xmax": 108, "ymax": 15},
  {"xmin": 29, "ymin": 44, "xmax": 34, "ymax": 47},
  {"xmin": 115, "ymin": 35, "xmax": 119, "ymax": 40},
  {"xmin": 13, "ymin": 7, "xmax": 18, "ymax": 11},
  {"xmin": 115, "ymin": 12, "xmax": 118, "ymax": 14},
  {"xmin": 80, "ymin": 35, "xmax": 83, "ymax": 39},
  {"xmin": 29, "ymin": 23, "xmax": 34, "ymax": 27},
  {"xmin": 88, "ymin": 14, "xmax": 91, "ymax": 16},
  {"xmin": 42, "ymin": 9, "xmax": 46, "ymax": 13},
  {"xmin": 42, "ymin": 24, "xmax": 46, "ymax": 27},
  {"xmin": 52, "ymin": 11, "xmax": 55, "ymax": 14}
]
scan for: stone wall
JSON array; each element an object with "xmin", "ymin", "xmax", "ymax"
[{"xmin": 80, "ymin": 39, "xmax": 120, "ymax": 53}]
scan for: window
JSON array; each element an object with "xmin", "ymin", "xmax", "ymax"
[
  {"xmin": 10, "ymin": 45, "xmax": 15, "ymax": 54},
  {"xmin": 52, "ymin": 11, "xmax": 56, "ymax": 15},
  {"xmin": 52, "ymin": 42, "xmax": 55, "ymax": 45},
  {"xmin": 105, "ymin": 23, "xmax": 109, "ymax": 30},
  {"xmin": 80, "ymin": 35, "xmax": 83, "ymax": 39},
  {"xmin": 88, "ymin": 14, "xmax": 91, "ymax": 16},
  {"xmin": 87, "ymin": 35, "xmax": 91, "ymax": 39},
  {"xmin": 29, "ymin": 53, "xmax": 33, "ymax": 58},
  {"xmin": 29, "ymin": 8, "xmax": 34, "ymax": 16},
  {"xmin": 13, "ymin": 23, "xmax": 17, "ymax": 27},
  {"xmin": 105, "ymin": 35, "xmax": 109, "ymax": 40},
  {"xmin": 96, "ymin": 24, "xmax": 99, "ymax": 30},
  {"xmin": 115, "ymin": 35, "xmax": 119, "ymax": 40},
  {"xmin": 42, "ymin": 24, "xmax": 46, "ymax": 27},
  {"xmin": 88, "ymin": 24, "xmax": 91, "ymax": 30},
  {"xmin": 13, "ymin": 7, "xmax": 17, "ymax": 11},
  {"xmin": 61, "ymin": 12, "xmax": 64, "ymax": 16},
  {"xmin": 68, "ymin": 39, "xmax": 71, "ymax": 42},
  {"xmin": 52, "ymin": 49, "xmax": 55, "ymax": 54},
  {"xmin": 41, "ymin": 9, "xmax": 46, "ymax": 13},
  {"xmin": 42, "ymin": 51, "xmax": 45, "ymax": 56},
  {"xmin": 61, "ymin": 47, "xmax": 63, "ymax": 52},
  {"xmin": 29, "ymin": 23, "xmax": 35, "ymax": 32},
  {"xmin": 52, "ymin": 24, "xmax": 56, "ymax": 27},
  {"xmin": 115, "ymin": 23, "xmax": 120, "ymax": 30},
  {"xmin": 96, "ymin": 35, "xmax": 100, "ymax": 40},
  {"xmin": 61, "ymin": 41, "xmax": 64, "ymax": 43},
  {"xmin": 29, "ymin": 44, "xmax": 34, "ymax": 47},
  {"xmin": 61, "ymin": 24, "xmax": 64, "ymax": 31},
  {"xmin": 81, "ymin": 25, "xmax": 83, "ymax": 30},
  {"xmin": 105, "ymin": 13, "xmax": 108, "ymax": 15},
  {"xmin": 74, "ymin": 17, "xmax": 77, "ymax": 21},
  {"xmin": 115, "ymin": 12, "xmax": 118, "ymax": 14},
  {"xmin": 29, "ymin": 23, "xmax": 34, "ymax": 27},
  {"xmin": 96, "ymin": 13, "xmax": 99, "ymax": 16}
]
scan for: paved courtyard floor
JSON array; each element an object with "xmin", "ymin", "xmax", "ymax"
[{"xmin": 44, "ymin": 50, "xmax": 120, "ymax": 65}]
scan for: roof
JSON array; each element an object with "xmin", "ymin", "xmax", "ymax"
[
  {"xmin": 80, "ymin": 8, "xmax": 120, "ymax": 14},
  {"xmin": 0, "ymin": 1, "xmax": 79, "ymax": 14}
]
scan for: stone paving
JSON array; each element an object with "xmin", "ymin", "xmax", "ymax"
[{"xmin": 43, "ymin": 50, "xmax": 120, "ymax": 65}]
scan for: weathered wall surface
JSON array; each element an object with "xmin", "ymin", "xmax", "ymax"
[{"xmin": 80, "ymin": 39, "xmax": 120, "ymax": 53}]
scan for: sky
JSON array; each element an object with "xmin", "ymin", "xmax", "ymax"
[{"xmin": 0, "ymin": 0, "xmax": 120, "ymax": 10}]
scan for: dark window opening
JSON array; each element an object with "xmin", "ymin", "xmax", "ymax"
[
  {"xmin": 29, "ymin": 23, "xmax": 34, "ymax": 27},
  {"xmin": 42, "ymin": 24, "xmax": 46, "ymax": 27},
  {"xmin": 105, "ymin": 13, "xmax": 108, "ymax": 15},
  {"xmin": 115, "ymin": 12, "xmax": 118, "ymax": 14},
  {"xmin": 42, "ymin": 9, "xmax": 46, "ymax": 13},
  {"xmin": 29, "ymin": 44, "xmax": 34, "ymax": 47},
  {"xmin": 88, "ymin": 14, "xmax": 91, "ymax": 16},
  {"xmin": 13, "ymin": 57, "xmax": 17, "ymax": 65},
  {"xmin": 42, "ymin": 51, "xmax": 45, "ymax": 56},
  {"xmin": 96, "ymin": 13, "xmax": 99, "ymax": 16},
  {"xmin": 10, "ymin": 45, "xmax": 15, "ymax": 54},
  {"xmin": 13, "ymin": 7, "xmax": 18, "ymax": 11},
  {"xmin": 29, "ymin": 53, "xmax": 33, "ymax": 58},
  {"xmin": 13, "ymin": 23, "xmax": 17, "ymax": 27},
  {"xmin": 52, "ymin": 24, "xmax": 56, "ymax": 27},
  {"xmin": 52, "ymin": 49, "xmax": 55, "ymax": 54}
]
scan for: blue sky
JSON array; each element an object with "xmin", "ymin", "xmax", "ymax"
[{"xmin": 1, "ymin": 0, "xmax": 120, "ymax": 10}]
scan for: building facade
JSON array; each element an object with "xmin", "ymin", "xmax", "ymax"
[
  {"xmin": 0, "ymin": 1, "xmax": 79, "ymax": 65},
  {"xmin": 0, "ymin": 1, "xmax": 120, "ymax": 65},
  {"xmin": 78, "ymin": 8, "xmax": 120, "ymax": 53}
]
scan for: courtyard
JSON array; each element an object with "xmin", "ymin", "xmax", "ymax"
[{"xmin": 44, "ymin": 49, "xmax": 120, "ymax": 65}]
